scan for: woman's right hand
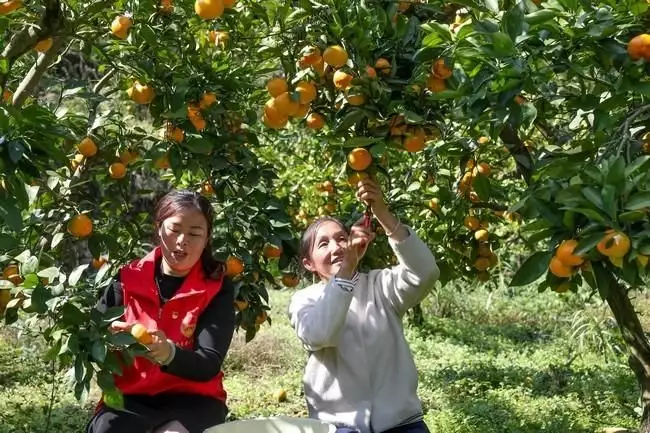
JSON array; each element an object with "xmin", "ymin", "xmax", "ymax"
[{"xmin": 337, "ymin": 218, "xmax": 375, "ymax": 279}]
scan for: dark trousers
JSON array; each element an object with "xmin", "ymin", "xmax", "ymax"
[
  {"xmin": 87, "ymin": 393, "xmax": 227, "ymax": 433},
  {"xmin": 336, "ymin": 420, "xmax": 431, "ymax": 433}
]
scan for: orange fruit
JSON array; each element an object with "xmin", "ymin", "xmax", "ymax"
[
  {"xmin": 77, "ymin": 137, "xmax": 98, "ymax": 157},
  {"xmin": 201, "ymin": 182, "xmax": 214, "ymax": 195},
  {"xmin": 403, "ymin": 127, "xmax": 426, "ymax": 152},
  {"xmin": 263, "ymin": 244, "xmax": 282, "ymax": 259},
  {"xmin": 34, "ymin": 38, "xmax": 53, "ymax": 53},
  {"xmin": 111, "ymin": 15, "xmax": 132, "ymax": 39},
  {"xmin": 273, "ymin": 92, "xmax": 299, "ymax": 116},
  {"xmin": 474, "ymin": 257, "xmax": 490, "ymax": 271},
  {"xmin": 300, "ymin": 46, "xmax": 322, "ymax": 66},
  {"xmin": 91, "ymin": 257, "xmax": 107, "ymax": 269},
  {"xmin": 166, "ymin": 124, "xmax": 185, "ymax": 142},
  {"xmin": 597, "ymin": 230, "xmax": 631, "ymax": 258},
  {"xmin": 109, "ymin": 162, "xmax": 127, "ymax": 179},
  {"xmin": 477, "ymin": 136, "xmax": 490, "ymax": 145},
  {"xmin": 264, "ymin": 98, "xmax": 289, "ymax": 123},
  {"xmin": 432, "ymin": 58, "xmax": 452, "ymax": 79},
  {"xmin": 266, "ymin": 77, "xmax": 288, "ymax": 97},
  {"xmin": 199, "ymin": 91, "xmax": 218, "ymax": 109},
  {"xmin": 234, "ymin": 298, "xmax": 248, "ymax": 311},
  {"xmin": 475, "ymin": 162, "xmax": 491, "ymax": 177},
  {"xmin": 374, "ymin": 57, "xmax": 391, "ymax": 75},
  {"xmin": 365, "ymin": 66, "xmax": 377, "ymax": 78},
  {"xmin": 131, "ymin": 323, "xmax": 153, "ymax": 344},
  {"xmin": 194, "ymin": 0, "xmax": 224, "ymax": 19},
  {"xmin": 2, "ymin": 88, "xmax": 12, "ymax": 104},
  {"xmin": 154, "ymin": 154, "xmax": 170, "ymax": 169},
  {"xmin": 464, "ymin": 216, "xmax": 480, "ymax": 231},
  {"xmin": 549, "ymin": 256, "xmax": 572, "ymax": 278},
  {"xmin": 347, "ymin": 148, "xmax": 372, "ymax": 171},
  {"xmin": 477, "ymin": 271, "xmax": 490, "ymax": 282},
  {"xmin": 555, "ymin": 239, "xmax": 584, "ymax": 267},
  {"xmin": 68, "ymin": 214, "xmax": 93, "ymax": 238},
  {"xmin": 225, "ymin": 256, "xmax": 244, "ymax": 277},
  {"xmin": 295, "ymin": 81, "xmax": 317, "ymax": 104},
  {"xmin": 426, "ymin": 76, "xmax": 446, "ymax": 93},
  {"xmin": 306, "ymin": 113, "xmax": 325, "ymax": 130},
  {"xmin": 293, "ymin": 103, "xmax": 310, "ymax": 119},
  {"xmin": 118, "ymin": 149, "xmax": 138, "ymax": 165},
  {"xmin": 333, "ymin": 70, "xmax": 354, "ymax": 90},
  {"xmin": 628, "ymin": 34, "xmax": 650, "ymax": 61},
  {"xmin": 160, "ymin": 0, "xmax": 173, "ymax": 13},
  {"xmin": 263, "ymin": 113, "xmax": 288, "ymax": 129},
  {"xmin": 127, "ymin": 81, "xmax": 155, "ymax": 104},
  {"xmin": 190, "ymin": 115, "xmax": 207, "ymax": 132},
  {"xmin": 282, "ymin": 273, "xmax": 300, "ymax": 288},
  {"xmin": 255, "ymin": 311, "xmax": 268, "ymax": 325},
  {"xmin": 428, "ymin": 198, "xmax": 439, "ymax": 211},
  {"xmin": 0, "ymin": 0, "xmax": 22, "ymax": 15},
  {"xmin": 3, "ymin": 265, "xmax": 22, "ymax": 285},
  {"xmin": 514, "ymin": 95, "xmax": 526, "ymax": 105},
  {"xmin": 474, "ymin": 229, "xmax": 489, "ymax": 242},
  {"xmin": 347, "ymin": 171, "xmax": 369, "ymax": 186},
  {"xmin": 323, "ymin": 45, "xmax": 348, "ymax": 67},
  {"xmin": 346, "ymin": 93, "xmax": 366, "ymax": 106},
  {"xmin": 70, "ymin": 153, "xmax": 85, "ymax": 170}
]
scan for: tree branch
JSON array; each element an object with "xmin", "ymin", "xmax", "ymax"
[
  {"xmin": 499, "ymin": 124, "xmax": 534, "ymax": 185},
  {"xmin": 12, "ymin": 37, "xmax": 65, "ymax": 108}
]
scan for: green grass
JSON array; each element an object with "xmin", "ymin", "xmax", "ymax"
[{"xmin": 0, "ymin": 285, "xmax": 641, "ymax": 433}]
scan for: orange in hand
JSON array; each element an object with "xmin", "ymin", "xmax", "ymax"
[{"xmin": 131, "ymin": 323, "xmax": 153, "ymax": 344}]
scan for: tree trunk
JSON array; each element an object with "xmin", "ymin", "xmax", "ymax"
[{"xmin": 604, "ymin": 280, "xmax": 650, "ymax": 432}]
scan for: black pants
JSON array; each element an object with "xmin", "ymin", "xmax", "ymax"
[{"xmin": 88, "ymin": 393, "xmax": 227, "ymax": 433}]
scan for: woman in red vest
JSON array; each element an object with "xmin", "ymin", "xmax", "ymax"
[{"xmin": 88, "ymin": 190, "xmax": 236, "ymax": 433}]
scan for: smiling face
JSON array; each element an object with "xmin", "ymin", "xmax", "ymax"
[
  {"xmin": 158, "ymin": 208, "xmax": 208, "ymax": 276},
  {"xmin": 302, "ymin": 220, "xmax": 349, "ymax": 281}
]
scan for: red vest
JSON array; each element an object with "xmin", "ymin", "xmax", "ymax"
[{"xmin": 112, "ymin": 247, "xmax": 226, "ymax": 400}]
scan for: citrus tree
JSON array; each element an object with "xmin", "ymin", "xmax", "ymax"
[
  {"xmin": 0, "ymin": 0, "xmax": 300, "ymax": 408},
  {"xmin": 251, "ymin": 0, "xmax": 650, "ymax": 429}
]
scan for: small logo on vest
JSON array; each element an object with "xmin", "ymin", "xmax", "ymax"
[{"xmin": 181, "ymin": 312, "xmax": 197, "ymax": 338}]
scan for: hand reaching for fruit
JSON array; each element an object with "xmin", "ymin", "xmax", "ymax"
[{"xmin": 110, "ymin": 321, "xmax": 174, "ymax": 365}]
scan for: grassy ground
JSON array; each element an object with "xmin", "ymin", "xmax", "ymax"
[{"xmin": 0, "ymin": 284, "xmax": 642, "ymax": 433}]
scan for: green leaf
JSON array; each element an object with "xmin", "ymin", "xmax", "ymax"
[
  {"xmin": 606, "ymin": 156, "xmax": 626, "ymax": 189},
  {"xmin": 625, "ymin": 191, "xmax": 650, "ymax": 210},
  {"xmin": 37, "ymin": 267, "xmax": 60, "ymax": 280},
  {"xmin": 109, "ymin": 331, "xmax": 136, "ymax": 346},
  {"xmin": 91, "ymin": 341, "xmax": 107, "ymax": 363},
  {"xmin": 68, "ymin": 264, "xmax": 89, "ymax": 287},
  {"xmin": 51, "ymin": 232, "xmax": 64, "ymax": 249},
  {"xmin": 491, "ymin": 32, "xmax": 515, "ymax": 57},
  {"xmin": 509, "ymin": 251, "xmax": 553, "ymax": 287},
  {"xmin": 183, "ymin": 137, "xmax": 214, "ymax": 155},
  {"xmin": 22, "ymin": 256, "xmax": 38, "ymax": 274},
  {"xmin": 562, "ymin": 207, "xmax": 608, "ymax": 224},
  {"xmin": 96, "ymin": 370, "xmax": 116, "ymax": 391},
  {"xmin": 103, "ymin": 388, "xmax": 124, "ymax": 410},
  {"xmin": 344, "ymin": 137, "xmax": 383, "ymax": 147},
  {"xmin": 582, "ymin": 187, "xmax": 606, "ymax": 211},
  {"xmin": 31, "ymin": 285, "xmax": 50, "ymax": 314},
  {"xmin": 626, "ymin": 156, "xmax": 650, "ymax": 177},
  {"xmin": 473, "ymin": 175, "xmax": 491, "ymax": 201},
  {"xmin": 0, "ymin": 198, "xmax": 22, "ymax": 232},
  {"xmin": 502, "ymin": 4, "xmax": 525, "ymax": 40},
  {"xmin": 524, "ymin": 9, "xmax": 558, "ymax": 25},
  {"xmin": 575, "ymin": 232, "xmax": 605, "ymax": 255},
  {"xmin": 619, "ymin": 210, "xmax": 647, "ymax": 223},
  {"xmin": 0, "ymin": 234, "xmax": 18, "ymax": 250}
]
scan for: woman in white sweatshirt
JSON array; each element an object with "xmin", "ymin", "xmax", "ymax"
[{"xmin": 288, "ymin": 176, "xmax": 440, "ymax": 433}]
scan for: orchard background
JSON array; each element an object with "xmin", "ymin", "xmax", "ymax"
[{"xmin": 2, "ymin": 0, "xmax": 650, "ymax": 431}]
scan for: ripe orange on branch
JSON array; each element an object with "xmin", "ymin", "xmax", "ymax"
[{"xmin": 347, "ymin": 148, "xmax": 372, "ymax": 171}]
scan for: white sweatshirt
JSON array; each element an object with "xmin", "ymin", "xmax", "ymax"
[{"xmin": 288, "ymin": 228, "xmax": 440, "ymax": 433}]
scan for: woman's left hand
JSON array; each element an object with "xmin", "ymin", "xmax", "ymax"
[
  {"xmin": 144, "ymin": 330, "xmax": 173, "ymax": 365},
  {"xmin": 355, "ymin": 177, "xmax": 388, "ymax": 215}
]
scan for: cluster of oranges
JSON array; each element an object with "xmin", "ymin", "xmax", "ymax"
[
  {"xmin": 463, "ymin": 217, "xmax": 498, "ymax": 280},
  {"xmin": 455, "ymin": 160, "xmax": 491, "ymax": 204},
  {"xmin": 70, "ymin": 136, "xmax": 136, "ymax": 180},
  {"xmin": 262, "ymin": 76, "xmax": 319, "ymax": 130}
]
